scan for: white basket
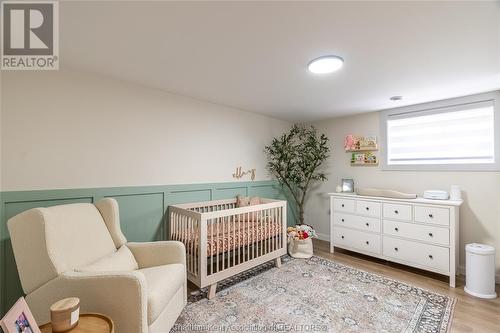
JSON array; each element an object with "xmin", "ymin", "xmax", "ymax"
[{"xmin": 288, "ymin": 238, "xmax": 313, "ymax": 259}]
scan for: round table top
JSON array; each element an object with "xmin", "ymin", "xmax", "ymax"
[{"xmin": 39, "ymin": 313, "xmax": 114, "ymax": 333}]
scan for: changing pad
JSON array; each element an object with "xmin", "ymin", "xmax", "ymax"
[{"xmin": 356, "ymin": 187, "xmax": 417, "ymax": 199}]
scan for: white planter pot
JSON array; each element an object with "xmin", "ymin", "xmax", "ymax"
[{"xmin": 288, "ymin": 238, "xmax": 313, "ymax": 259}]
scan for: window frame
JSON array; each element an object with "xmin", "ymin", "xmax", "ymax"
[{"xmin": 380, "ymin": 91, "xmax": 500, "ymax": 171}]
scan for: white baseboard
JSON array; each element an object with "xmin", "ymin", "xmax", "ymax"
[{"xmin": 315, "ymin": 232, "xmax": 330, "ymax": 242}]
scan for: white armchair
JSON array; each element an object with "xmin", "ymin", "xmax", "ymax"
[{"xmin": 7, "ymin": 198, "xmax": 186, "ymax": 333}]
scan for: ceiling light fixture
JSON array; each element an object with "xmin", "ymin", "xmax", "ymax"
[
  {"xmin": 308, "ymin": 55, "xmax": 344, "ymax": 74},
  {"xmin": 390, "ymin": 96, "xmax": 403, "ymax": 101}
]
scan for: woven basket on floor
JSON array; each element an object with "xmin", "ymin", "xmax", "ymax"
[{"xmin": 288, "ymin": 238, "xmax": 313, "ymax": 259}]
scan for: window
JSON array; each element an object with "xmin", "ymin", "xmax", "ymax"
[{"xmin": 381, "ymin": 95, "xmax": 499, "ymax": 171}]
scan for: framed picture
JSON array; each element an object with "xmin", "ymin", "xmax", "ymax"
[
  {"xmin": 0, "ymin": 297, "xmax": 41, "ymax": 333},
  {"xmin": 341, "ymin": 178, "xmax": 354, "ymax": 192}
]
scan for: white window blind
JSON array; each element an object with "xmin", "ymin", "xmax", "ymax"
[{"xmin": 386, "ymin": 101, "xmax": 495, "ymax": 166}]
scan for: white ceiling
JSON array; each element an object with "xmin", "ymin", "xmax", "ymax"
[{"xmin": 61, "ymin": 1, "xmax": 500, "ymax": 122}]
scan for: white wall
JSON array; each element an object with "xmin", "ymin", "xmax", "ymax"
[
  {"xmin": 1, "ymin": 70, "xmax": 290, "ymax": 191},
  {"xmin": 305, "ymin": 109, "xmax": 500, "ymax": 276}
]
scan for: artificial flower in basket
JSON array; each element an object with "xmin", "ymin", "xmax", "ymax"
[{"xmin": 287, "ymin": 224, "xmax": 318, "ymax": 258}]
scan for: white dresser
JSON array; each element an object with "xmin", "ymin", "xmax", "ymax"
[{"xmin": 329, "ymin": 193, "xmax": 462, "ymax": 287}]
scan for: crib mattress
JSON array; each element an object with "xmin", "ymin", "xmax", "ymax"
[{"xmin": 173, "ymin": 220, "xmax": 283, "ymax": 257}]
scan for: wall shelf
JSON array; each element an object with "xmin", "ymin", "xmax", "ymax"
[
  {"xmin": 350, "ymin": 162, "xmax": 379, "ymax": 166},
  {"xmin": 346, "ymin": 147, "xmax": 378, "ymax": 152}
]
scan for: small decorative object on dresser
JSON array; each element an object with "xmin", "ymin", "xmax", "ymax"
[
  {"xmin": 423, "ymin": 190, "xmax": 449, "ymax": 200},
  {"xmin": 287, "ymin": 225, "xmax": 317, "ymax": 258},
  {"xmin": 50, "ymin": 297, "xmax": 80, "ymax": 332},
  {"xmin": 0, "ymin": 297, "xmax": 41, "ymax": 333},
  {"xmin": 329, "ymin": 192, "xmax": 462, "ymax": 287},
  {"xmin": 450, "ymin": 185, "xmax": 462, "ymax": 201},
  {"xmin": 341, "ymin": 178, "xmax": 354, "ymax": 192}
]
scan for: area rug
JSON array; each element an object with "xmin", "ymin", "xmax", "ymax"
[{"xmin": 173, "ymin": 256, "xmax": 456, "ymax": 333}]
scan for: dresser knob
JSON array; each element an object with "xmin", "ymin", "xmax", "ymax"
[
  {"xmin": 341, "ymin": 219, "xmax": 345, "ymax": 222},
  {"xmin": 366, "ymin": 207, "xmax": 370, "ymax": 211},
  {"xmin": 394, "ymin": 227, "xmax": 399, "ymax": 232},
  {"xmin": 429, "ymin": 214, "xmax": 433, "ymax": 218},
  {"xmin": 394, "ymin": 210, "xmax": 399, "ymax": 214},
  {"xmin": 365, "ymin": 222, "xmax": 369, "ymax": 227},
  {"xmin": 394, "ymin": 247, "xmax": 399, "ymax": 252},
  {"xmin": 341, "ymin": 235, "xmax": 344, "ymax": 239},
  {"xmin": 341, "ymin": 204, "xmax": 345, "ymax": 208},
  {"xmin": 365, "ymin": 241, "xmax": 370, "ymax": 245},
  {"xmin": 428, "ymin": 232, "xmax": 433, "ymax": 237},
  {"xmin": 428, "ymin": 254, "xmax": 433, "ymax": 259}
]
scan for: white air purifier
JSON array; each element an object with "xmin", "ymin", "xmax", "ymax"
[{"xmin": 464, "ymin": 243, "xmax": 497, "ymax": 299}]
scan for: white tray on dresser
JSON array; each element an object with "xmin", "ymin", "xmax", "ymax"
[{"xmin": 328, "ymin": 192, "xmax": 463, "ymax": 287}]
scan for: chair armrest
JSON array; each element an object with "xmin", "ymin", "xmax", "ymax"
[
  {"xmin": 127, "ymin": 241, "xmax": 186, "ymax": 268},
  {"xmin": 26, "ymin": 271, "xmax": 148, "ymax": 333}
]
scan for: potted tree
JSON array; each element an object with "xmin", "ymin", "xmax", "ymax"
[{"xmin": 265, "ymin": 124, "xmax": 330, "ymax": 258}]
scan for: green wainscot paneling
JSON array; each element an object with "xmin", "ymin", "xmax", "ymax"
[{"xmin": 0, "ymin": 180, "xmax": 295, "ymax": 315}]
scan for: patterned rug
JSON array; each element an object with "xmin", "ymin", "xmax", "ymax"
[{"xmin": 173, "ymin": 256, "xmax": 456, "ymax": 333}]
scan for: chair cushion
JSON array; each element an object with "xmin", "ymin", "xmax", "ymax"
[
  {"xmin": 43, "ymin": 203, "xmax": 118, "ymax": 273},
  {"xmin": 138, "ymin": 264, "xmax": 185, "ymax": 324},
  {"xmin": 76, "ymin": 245, "xmax": 138, "ymax": 272}
]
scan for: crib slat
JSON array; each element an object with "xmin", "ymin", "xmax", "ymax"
[
  {"xmin": 237, "ymin": 213, "xmax": 241, "ymax": 265},
  {"xmin": 188, "ymin": 216, "xmax": 192, "ymax": 274},
  {"xmin": 273, "ymin": 208, "xmax": 276, "ymax": 252},
  {"xmin": 216, "ymin": 217, "xmax": 220, "ymax": 273},
  {"xmin": 264, "ymin": 209, "xmax": 268, "ymax": 255},
  {"xmin": 186, "ymin": 214, "xmax": 189, "ymax": 249},
  {"xmin": 182, "ymin": 215, "xmax": 186, "ymax": 270},
  {"xmin": 278, "ymin": 207, "xmax": 281, "ymax": 250},
  {"xmin": 193, "ymin": 217, "xmax": 196, "ymax": 276},
  {"xmin": 247, "ymin": 212, "xmax": 251, "ymax": 261},
  {"xmin": 241, "ymin": 212, "xmax": 245, "ymax": 264},
  {"xmin": 266, "ymin": 210, "xmax": 269, "ymax": 254},
  {"xmin": 210, "ymin": 218, "xmax": 214, "ymax": 276},
  {"xmin": 186, "ymin": 216, "xmax": 189, "ymax": 274},
  {"xmin": 222, "ymin": 216, "xmax": 225, "ymax": 271},
  {"xmin": 191, "ymin": 217, "xmax": 195, "ymax": 274},
  {"xmin": 232, "ymin": 213, "xmax": 236, "ymax": 268},
  {"xmin": 260, "ymin": 209, "xmax": 263, "ymax": 257},
  {"xmin": 273, "ymin": 208, "xmax": 277, "ymax": 252}
]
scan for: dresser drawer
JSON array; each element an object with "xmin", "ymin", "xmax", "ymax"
[
  {"xmin": 334, "ymin": 213, "xmax": 381, "ymax": 233},
  {"xmin": 414, "ymin": 206, "xmax": 450, "ymax": 226},
  {"xmin": 356, "ymin": 200, "xmax": 381, "ymax": 217},
  {"xmin": 383, "ymin": 236, "xmax": 449, "ymax": 272},
  {"xmin": 383, "ymin": 203, "xmax": 412, "ymax": 221},
  {"xmin": 334, "ymin": 227, "xmax": 381, "ymax": 255},
  {"xmin": 333, "ymin": 198, "xmax": 355, "ymax": 213},
  {"xmin": 383, "ymin": 220, "xmax": 449, "ymax": 246}
]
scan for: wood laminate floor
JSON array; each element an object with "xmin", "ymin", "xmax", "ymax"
[{"xmin": 312, "ymin": 239, "xmax": 500, "ymax": 333}]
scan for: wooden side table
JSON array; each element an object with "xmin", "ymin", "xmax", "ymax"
[{"xmin": 40, "ymin": 313, "xmax": 114, "ymax": 333}]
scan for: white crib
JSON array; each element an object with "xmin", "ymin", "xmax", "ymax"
[{"xmin": 169, "ymin": 198, "xmax": 287, "ymax": 299}]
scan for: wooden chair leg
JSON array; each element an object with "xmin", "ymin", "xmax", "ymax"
[
  {"xmin": 208, "ymin": 283, "xmax": 217, "ymax": 299},
  {"xmin": 275, "ymin": 257, "xmax": 282, "ymax": 268}
]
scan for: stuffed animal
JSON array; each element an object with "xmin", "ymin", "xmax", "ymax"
[{"xmin": 344, "ymin": 135, "xmax": 356, "ymax": 151}]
